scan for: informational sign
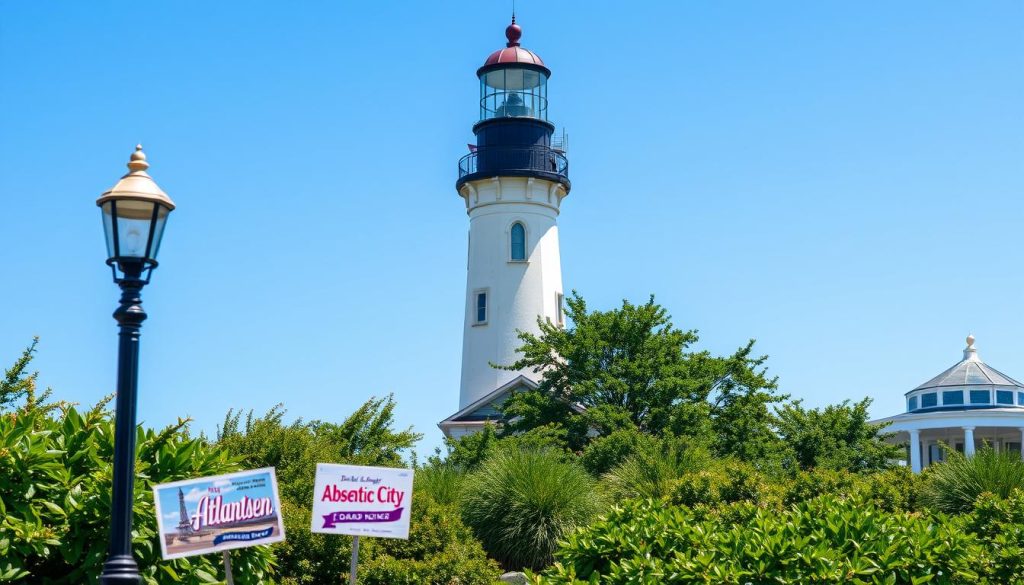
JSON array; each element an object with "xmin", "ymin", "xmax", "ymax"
[
  {"xmin": 311, "ymin": 463, "xmax": 414, "ymax": 539},
  {"xmin": 153, "ymin": 467, "xmax": 286, "ymax": 560}
]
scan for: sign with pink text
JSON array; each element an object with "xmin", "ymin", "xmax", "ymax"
[
  {"xmin": 152, "ymin": 467, "xmax": 286, "ymax": 560},
  {"xmin": 311, "ymin": 463, "xmax": 414, "ymax": 539}
]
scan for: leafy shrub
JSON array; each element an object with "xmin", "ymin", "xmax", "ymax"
[
  {"xmin": 920, "ymin": 447, "xmax": 1024, "ymax": 514},
  {"xmin": 854, "ymin": 467, "xmax": 922, "ymax": 512},
  {"xmin": 535, "ymin": 496, "xmax": 987, "ymax": 584},
  {"xmin": 782, "ymin": 467, "xmax": 858, "ymax": 505},
  {"xmin": 360, "ymin": 495, "xmax": 501, "ymax": 585},
  {"xmin": 670, "ymin": 470, "xmax": 728, "ymax": 508},
  {"xmin": 461, "ymin": 448, "xmax": 602, "ymax": 571},
  {"xmin": 670, "ymin": 460, "xmax": 781, "ymax": 513},
  {"xmin": 602, "ymin": 438, "xmax": 708, "ymax": 500},
  {"xmin": 0, "ymin": 404, "xmax": 274, "ymax": 584},
  {"xmin": 579, "ymin": 428, "xmax": 655, "ymax": 476},
  {"xmin": 964, "ymin": 490, "xmax": 1024, "ymax": 582},
  {"xmin": 442, "ymin": 423, "xmax": 500, "ymax": 471}
]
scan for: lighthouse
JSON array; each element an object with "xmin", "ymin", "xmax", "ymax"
[{"xmin": 440, "ymin": 17, "xmax": 571, "ymax": 439}]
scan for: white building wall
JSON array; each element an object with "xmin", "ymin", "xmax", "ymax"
[{"xmin": 458, "ymin": 176, "xmax": 568, "ymax": 409}]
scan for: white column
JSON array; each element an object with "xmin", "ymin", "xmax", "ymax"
[
  {"xmin": 909, "ymin": 429, "xmax": 922, "ymax": 473},
  {"xmin": 963, "ymin": 427, "xmax": 976, "ymax": 457}
]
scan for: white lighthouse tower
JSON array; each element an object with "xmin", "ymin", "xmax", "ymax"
[{"xmin": 440, "ymin": 17, "xmax": 570, "ymax": 439}]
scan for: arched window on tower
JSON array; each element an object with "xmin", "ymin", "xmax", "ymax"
[{"xmin": 510, "ymin": 222, "xmax": 526, "ymax": 261}]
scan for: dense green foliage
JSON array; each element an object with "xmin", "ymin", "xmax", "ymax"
[
  {"xmin": 535, "ymin": 496, "xmax": 986, "ymax": 584},
  {"xmin": 919, "ymin": 447, "xmax": 1024, "ymax": 514},
  {"xmin": 497, "ymin": 293, "xmax": 787, "ymax": 461},
  {"xmin": 0, "ymin": 342, "xmax": 274, "ymax": 584},
  {"xmin": 461, "ymin": 448, "xmax": 603, "ymax": 571},
  {"xmin": 775, "ymin": 398, "xmax": 902, "ymax": 471},
  {"xmin": 964, "ymin": 490, "xmax": 1024, "ymax": 583},
  {"xmin": 490, "ymin": 292, "xmax": 900, "ymax": 477}
]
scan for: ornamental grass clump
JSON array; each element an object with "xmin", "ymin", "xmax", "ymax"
[
  {"xmin": 415, "ymin": 463, "xmax": 466, "ymax": 506},
  {"xmin": 602, "ymin": 439, "xmax": 709, "ymax": 500},
  {"xmin": 921, "ymin": 447, "xmax": 1024, "ymax": 514},
  {"xmin": 460, "ymin": 447, "xmax": 602, "ymax": 572}
]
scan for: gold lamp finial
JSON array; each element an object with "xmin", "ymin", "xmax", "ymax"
[{"xmin": 127, "ymin": 144, "xmax": 149, "ymax": 172}]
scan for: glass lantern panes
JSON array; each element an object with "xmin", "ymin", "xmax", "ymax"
[
  {"xmin": 480, "ymin": 67, "xmax": 548, "ymax": 121},
  {"xmin": 101, "ymin": 200, "xmax": 170, "ymax": 263}
]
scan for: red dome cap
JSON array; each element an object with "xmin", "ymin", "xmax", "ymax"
[{"xmin": 480, "ymin": 16, "xmax": 547, "ymax": 71}]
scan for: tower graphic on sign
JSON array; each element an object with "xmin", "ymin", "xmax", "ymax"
[
  {"xmin": 440, "ymin": 16, "xmax": 570, "ymax": 439},
  {"xmin": 175, "ymin": 488, "xmax": 195, "ymax": 540}
]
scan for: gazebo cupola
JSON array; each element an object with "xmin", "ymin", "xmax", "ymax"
[
  {"xmin": 905, "ymin": 335, "xmax": 1024, "ymax": 412},
  {"xmin": 457, "ymin": 16, "xmax": 570, "ymax": 192}
]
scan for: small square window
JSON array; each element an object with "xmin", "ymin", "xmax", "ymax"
[
  {"xmin": 474, "ymin": 290, "xmax": 488, "ymax": 325},
  {"xmin": 908, "ymin": 396, "xmax": 918, "ymax": 411},
  {"xmin": 997, "ymin": 390, "xmax": 1014, "ymax": 405},
  {"xmin": 921, "ymin": 393, "xmax": 937, "ymax": 408},
  {"xmin": 970, "ymin": 390, "xmax": 990, "ymax": 404},
  {"xmin": 943, "ymin": 390, "xmax": 964, "ymax": 405}
]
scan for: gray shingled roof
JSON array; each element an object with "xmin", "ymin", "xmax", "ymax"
[{"xmin": 913, "ymin": 340, "xmax": 1024, "ymax": 392}]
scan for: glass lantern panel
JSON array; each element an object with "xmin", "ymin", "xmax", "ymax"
[
  {"xmin": 114, "ymin": 199, "xmax": 155, "ymax": 259},
  {"xmin": 101, "ymin": 201, "xmax": 116, "ymax": 258},
  {"xmin": 148, "ymin": 204, "xmax": 170, "ymax": 260},
  {"xmin": 480, "ymin": 67, "xmax": 548, "ymax": 121},
  {"xmin": 105, "ymin": 199, "xmax": 170, "ymax": 260},
  {"xmin": 942, "ymin": 390, "xmax": 964, "ymax": 405},
  {"xmin": 997, "ymin": 390, "xmax": 1014, "ymax": 405}
]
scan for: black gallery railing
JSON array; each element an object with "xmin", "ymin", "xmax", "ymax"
[{"xmin": 458, "ymin": 146, "xmax": 568, "ymax": 180}]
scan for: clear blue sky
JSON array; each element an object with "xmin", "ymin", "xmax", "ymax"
[{"xmin": 1, "ymin": 2, "xmax": 1022, "ymax": 456}]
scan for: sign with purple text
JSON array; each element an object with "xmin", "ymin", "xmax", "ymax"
[
  {"xmin": 153, "ymin": 467, "xmax": 286, "ymax": 560},
  {"xmin": 311, "ymin": 463, "xmax": 414, "ymax": 539}
]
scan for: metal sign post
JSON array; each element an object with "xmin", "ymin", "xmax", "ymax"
[
  {"xmin": 223, "ymin": 550, "xmax": 234, "ymax": 585},
  {"xmin": 349, "ymin": 536, "xmax": 360, "ymax": 584}
]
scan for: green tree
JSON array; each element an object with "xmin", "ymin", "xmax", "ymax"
[
  {"xmin": 498, "ymin": 292, "xmax": 785, "ymax": 460},
  {"xmin": 775, "ymin": 398, "xmax": 901, "ymax": 472}
]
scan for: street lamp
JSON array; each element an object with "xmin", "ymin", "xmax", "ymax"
[{"xmin": 97, "ymin": 145, "xmax": 175, "ymax": 584}]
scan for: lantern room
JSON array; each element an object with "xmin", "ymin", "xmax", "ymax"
[
  {"xmin": 477, "ymin": 17, "xmax": 551, "ymax": 122},
  {"xmin": 458, "ymin": 16, "xmax": 569, "ymax": 192}
]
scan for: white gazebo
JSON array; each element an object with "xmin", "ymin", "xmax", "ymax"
[{"xmin": 874, "ymin": 335, "xmax": 1024, "ymax": 473}]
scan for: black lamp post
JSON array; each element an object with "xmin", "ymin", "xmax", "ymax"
[{"xmin": 97, "ymin": 145, "xmax": 175, "ymax": 585}]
